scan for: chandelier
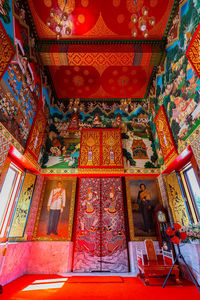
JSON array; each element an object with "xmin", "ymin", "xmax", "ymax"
[
  {"xmin": 46, "ymin": 0, "xmax": 73, "ymax": 39},
  {"xmin": 131, "ymin": 0, "xmax": 155, "ymax": 38}
]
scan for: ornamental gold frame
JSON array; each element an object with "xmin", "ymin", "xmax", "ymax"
[
  {"xmin": 125, "ymin": 176, "xmax": 162, "ymax": 241},
  {"xmin": 33, "ymin": 177, "xmax": 77, "ymax": 241}
]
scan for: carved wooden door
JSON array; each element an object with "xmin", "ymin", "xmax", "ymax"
[{"xmin": 73, "ymin": 177, "xmax": 128, "ymax": 272}]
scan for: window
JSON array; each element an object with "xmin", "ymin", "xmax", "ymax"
[
  {"xmin": 0, "ymin": 163, "xmax": 22, "ymax": 237},
  {"xmin": 182, "ymin": 164, "xmax": 200, "ymax": 222}
]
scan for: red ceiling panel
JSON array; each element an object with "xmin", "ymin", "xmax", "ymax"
[
  {"xmin": 49, "ymin": 65, "xmax": 153, "ymax": 98},
  {"xmin": 28, "ymin": 0, "xmax": 174, "ymax": 40}
]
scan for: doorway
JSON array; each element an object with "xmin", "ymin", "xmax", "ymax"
[{"xmin": 73, "ymin": 177, "xmax": 129, "ymax": 272}]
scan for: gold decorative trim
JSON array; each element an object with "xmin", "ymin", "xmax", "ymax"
[
  {"xmin": 0, "ymin": 122, "xmax": 24, "ymax": 154},
  {"xmin": 125, "ymin": 168, "xmax": 160, "ymax": 174},
  {"xmin": 24, "ymin": 152, "xmax": 41, "ymax": 171},
  {"xmin": 180, "ymin": 170, "xmax": 198, "ymax": 224},
  {"xmin": 41, "ymin": 168, "xmax": 78, "ymax": 174},
  {"xmin": 41, "ymin": 168, "xmax": 160, "ymax": 175},
  {"xmin": 78, "ymin": 168, "xmax": 124, "ymax": 174}
]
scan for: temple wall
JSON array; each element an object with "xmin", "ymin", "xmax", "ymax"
[
  {"xmin": 149, "ymin": 0, "xmax": 200, "ymax": 168},
  {"xmin": 0, "ymin": 241, "xmax": 73, "ymax": 286},
  {"xmin": 26, "ymin": 241, "xmax": 73, "ymax": 274},
  {"xmin": 0, "ymin": 242, "xmax": 31, "ymax": 286}
]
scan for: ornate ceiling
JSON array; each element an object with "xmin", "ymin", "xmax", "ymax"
[
  {"xmin": 26, "ymin": 0, "xmax": 176, "ymax": 100},
  {"xmin": 49, "ymin": 65, "xmax": 154, "ymax": 98},
  {"xmin": 28, "ymin": 0, "xmax": 174, "ymax": 40}
]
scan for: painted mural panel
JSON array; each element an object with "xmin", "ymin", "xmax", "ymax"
[
  {"xmin": 0, "ymin": 0, "xmax": 14, "ymax": 44},
  {"xmin": 25, "ymin": 107, "xmax": 47, "ymax": 162},
  {"xmin": 149, "ymin": 97, "xmax": 164, "ymax": 168},
  {"xmin": 102, "ymin": 130, "xmax": 123, "ymax": 167},
  {"xmin": 0, "ymin": 20, "xmax": 15, "ymax": 81},
  {"xmin": 165, "ymin": 172, "xmax": 189, "ymax": 226},
  {"xmin": 73, "ymin": 177, "xmax": 128, "ymax": 273},
  {"xmin": 9, "ymin": 173, "xmax": 36, "ymax": 238},
  {"xmin": 79, "ymin": 130, "xmax": 101, "ymax": 167},
  {"xmin": 0, "ymin": 12, "xmax": 41, "ymax": 148},
  {"xmin": 154, "ymin": 0, "xmax": 200, "ymax": 153},
  {"xmin": 0, "ymin": 132, "xmax": 10, "ymax": 174},
  {"xmin": 155, "ymin": 105, "xmax": 178, "ymax": 166},
  {"xmin": 33, "ymin": 178, "xmax": 76, "ymax": 241},
  {"xmin": 191, "ymin": 135, "xmax": 200, "ymax": 169},
  {"xmin": 41, "ymin": 100, "xmax": 158, "ymax": 171},
  {"xmin": 186, "ymin": 22, "xmax": 200, "ymax": 79},
  {"xmin": 126, "ymin": 177, "xmax": 161, "ymax": 240},
  {"xmin": 79, "ymin": 129, "xmax": 123, "ymax": 169}
]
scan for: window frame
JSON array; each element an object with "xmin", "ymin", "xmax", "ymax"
[
  {"xmin": 0, "ymin": 162, "xmax": 23, "ymax": 237},
  {"xmin": 181, "ymin": 163, "xmax": 200, "ymax": 223}
]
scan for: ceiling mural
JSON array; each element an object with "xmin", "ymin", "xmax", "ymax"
[
  {"xmin": 24, "ymin": 0, "xmax": 176, "ymax": 101},
  {"xmin": 27, "ymin": 0, "xmax": 174, "ymax": 40},
  {"xmin": 49, "ymin": 65, "xmax": 153, "ymax": 98}
]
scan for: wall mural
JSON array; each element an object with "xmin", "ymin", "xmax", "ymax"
[
  {"xmin": 148, "ymin": 96, "xmax": 164, "ymax": 168},
  {"xmin": 0, "ymin": 7, "xmax": 42, "ymax": 148},
  {"xmin": 0, "ymin": 20, "xmax": 15, "ymax": 81},
  {"xmin": 151, "ymin": 0, "xmax": 200, "ymax": 154},
  {"xmin": 41, "ymin": 100, "xmax": 159, "ymax": 170},
  {"xmin": 186, "ymin": 22, "xmax": 200, "ymax": 80},
  {"xmin": 73, "ymin": 177, "xmax": 128, "ymax": 273},
  {"xmin": 155, "ymin": 105, "xmax": 178, "ymax": 166},
  {"xmin": 0, "ymin": 0, "xmax": 14, "ymax": 44},
  {"xmin": 25, "ymin": 107, "xmax": 47, "ymax": 162}
]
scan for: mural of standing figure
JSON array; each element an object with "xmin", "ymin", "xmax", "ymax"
[
  {"xmin": 104, "ymin": 186, "xmax": 123, "ymax": 235},
  {"xmin": 47, "ymin": 181, "xmax": 66, "ymax": 235},
  {"xmin": 137, "ymin": 184, "xmax": 153, "ymax": 233},
  {"xmin": 80, "ymin": 187, "xmax": 98, "ymax": 234}
]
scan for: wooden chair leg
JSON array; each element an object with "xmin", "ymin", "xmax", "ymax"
[
  {"xmin": 144, "ymin": 276, "xmax": 150, "ymax": 285},
  {"xmin": 174, "ymin": 272, "xmax": 181, "ymax": 284}
]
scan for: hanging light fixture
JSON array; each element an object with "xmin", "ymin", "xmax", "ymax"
[
  {"xmin": 121, "ymin": 80, "xmax": 130, "ymax": 112},
  {"xmin": 46, "ymin": 0, "xmax": 73, "ymax": 39},
  {"xmin": 131, "ymin": 0, "xmax": 155, "ymax": 38},
  {"xmin": 72, "ymin": 79, "xmax": 80, "ymax": 112}
]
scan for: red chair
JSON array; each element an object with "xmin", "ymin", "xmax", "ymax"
[{"xmin": 137, "ymin": 239, "xmax": 180, "ymax": 285}]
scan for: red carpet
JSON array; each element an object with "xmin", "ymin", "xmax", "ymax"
[
  {"xmin": 67, "ymin": 276, "xmax": 123, "ymax": 283},
  {"xmin": 2, "ymin": 275, "xmax": 200, "ymax": 300}
]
